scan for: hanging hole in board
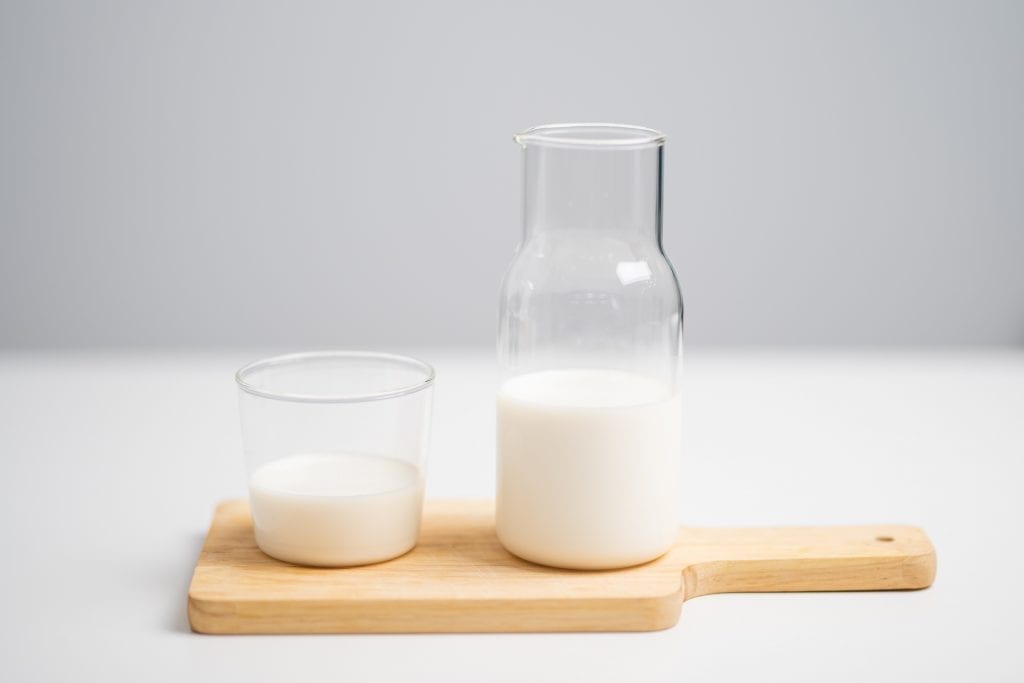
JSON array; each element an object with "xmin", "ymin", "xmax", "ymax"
[{"xmin": 875, "ymin": 536, "xmax": 894, "ymax": 542}]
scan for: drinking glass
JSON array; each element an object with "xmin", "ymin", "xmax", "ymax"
[{"xmin": 235, "ymin": 351, "xmax": 435, "ymax": 567}]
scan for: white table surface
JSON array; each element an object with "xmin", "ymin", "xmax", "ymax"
[{"xmin": 2, "ymin": 348, "xmax": 1021, "ymax": 681}]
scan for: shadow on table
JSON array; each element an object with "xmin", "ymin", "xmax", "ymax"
[{"xmin": 164, "ymin": 532, "xmax": 206, "ymax": 634}]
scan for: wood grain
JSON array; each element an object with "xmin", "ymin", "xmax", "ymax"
[{"xmin": 188, "ymin": 499, "xmax": 936, "ymax": 634}]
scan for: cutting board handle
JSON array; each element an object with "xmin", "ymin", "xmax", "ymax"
[{"xmin": 677, "ymin": 524, "xmax": 936, "ymax": 599}]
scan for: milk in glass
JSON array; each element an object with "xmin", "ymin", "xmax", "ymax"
[{"xmin": 249, "ymin": 453, "xmax": 423, "ymax": 566}]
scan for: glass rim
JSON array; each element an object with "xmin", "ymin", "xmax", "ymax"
[
  {"xmin": 235, "ymin": 350, "xmax": 436, "ymax": 404},
  {"xmin": 514, "ymin": 123, "xmax": 667, "ymax": 149}
]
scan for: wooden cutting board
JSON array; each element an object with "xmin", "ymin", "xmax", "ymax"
[{"xmin": 188, "ymin": 499, "xmax": 936, "ymax": 634}]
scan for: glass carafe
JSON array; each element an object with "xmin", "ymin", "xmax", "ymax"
[{"xmin": 496, "ymin": 123, "xmax": 683, "ymax": 570}]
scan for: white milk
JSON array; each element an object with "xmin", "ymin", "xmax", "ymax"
[
  {"xmin": 249, "ymin": 453, "xmax": 423, "ymax": 567},
  {"xmin": 497, "ymin": 369, "xmax": 681, "ymax": 570}
]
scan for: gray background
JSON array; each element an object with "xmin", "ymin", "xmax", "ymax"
[{"xmin": 2, "ymin": 0, "xmax": 1021, "ymax": 349}]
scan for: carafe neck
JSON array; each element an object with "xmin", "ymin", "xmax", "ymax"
[{"xmin": 518, "ymin": 125, "xmax": 665, "ymax": 244}]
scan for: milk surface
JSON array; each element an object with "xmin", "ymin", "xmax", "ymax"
[
  {"xmin": 497, "ymin": 369, "xmax": 681, "ymax": 569},
  {"xmin": 249, "ymin": 453, "xmax": 423, "ymax": 567}
]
